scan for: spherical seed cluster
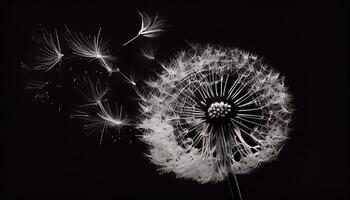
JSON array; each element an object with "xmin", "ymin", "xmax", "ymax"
[
  {"xmin": 207, "ymin": 102, "xmax": 232, "ymax": 118},
  {"xmin": 138, "ymin": 44, "xmax": 292, "ymax": 183}
]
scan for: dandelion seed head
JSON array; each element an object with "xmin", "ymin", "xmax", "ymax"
[
  {"xmin": 207, "ymin": 101, "xmax": 232, "ymax": 118},
  {"xmin": 137, "ymin": 44, "xmax": 293, "ymax": 183}
]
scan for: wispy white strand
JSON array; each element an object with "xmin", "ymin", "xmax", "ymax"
[
  {"xmin": 123, "ymin": 12, "xmax": 166, "ymax": 46},
  {"xmin": 65, "ymin": 26, "xmax": 116, "ymax": 75},
  {"xmin": 30, "ymin": 29, "xmax": 64, "ymax": 71},
  {"xmin": 71, "ymin": 78, "xmax": 130, "ymax": 145}
]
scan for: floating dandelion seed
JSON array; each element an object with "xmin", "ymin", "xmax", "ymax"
[
  {"xmin": 65, "ymin": 26, "xmax": 116, "ymax": 75},
  {"xmin": 72, "ymin": 78, "xmax": 130, "ymax": 145},
  {"xmin": 25, "ymin": 80, "xmax": 50, "ymax": 101},
  {"xmin": 25, "ymin": 80, "xmax": 48, "ymax": 90},
  {"xmin": 72, "ymin": 103, "xmax": 129, "ymax": 145},
  {"xmin": 65, "ymin": 27, "xmax": 137, "ymax": 85},
  {"xmin": 137, "ymin": 44, "xmax": 292, "ymax": 184},
  {"xmin": 141, "ymin": 44, "xmax": 158, "ymax": 60},
  {"xmin": 76, "ymin": 77, "xmax": 109, "ymax": 106},
  {"xmin": 123, "ymin": 12, "xmax": 165, "ymax": 46},
  {"xmin": 29, "ymin": 29, "xmax": 64, "ymax": 71},
  {"xmin": 123, "ymin": 72, "xmax": 137, "ymax": 87}
]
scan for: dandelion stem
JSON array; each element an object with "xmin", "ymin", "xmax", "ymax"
[
  {"xmin": 117, "ymin": 70, "xmax": 136, "ymax": 86},
  {"xmin": 99, "ymin": 58, "xmax": 112, "ymax": 73},
  {"xmin": 233, "ymin": 174, "xmax": 243, "ymax": 200},
  {"xmin": 123, "ymin": 34, "xmax": 139, "ymax": 46},
  {"xmin": 227, "ymin": 177, "xmax": 235, "ymax": 200},
  {"xmin": 227, "ymin": 174, "xmax": 243, "ymax": 200}
]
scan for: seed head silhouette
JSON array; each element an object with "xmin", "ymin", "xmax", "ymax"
[{"xmin": 137, "ymin": 44, "xmax": 292, "ymax": 183}]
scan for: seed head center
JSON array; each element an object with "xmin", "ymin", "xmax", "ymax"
[{"xmin": 207, "ymin": 101, "xmax": 232, "ymax": 118}]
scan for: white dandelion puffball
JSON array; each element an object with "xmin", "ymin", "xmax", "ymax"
[{"xmin": 137, "ymin": 44, "xmax": 293, "ymax": 183}]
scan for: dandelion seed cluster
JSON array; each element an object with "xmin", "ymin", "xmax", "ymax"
[
  {"xmin": 138, "ymin": 44, "xmax": 292, "ymax": 183},
  {"xmin": 24, "ymin": 11, "xmax": 165, "ymax": 144},
  {"xmin": 207, "ymin": 101, "xmax": 232, "ymax": 118}
]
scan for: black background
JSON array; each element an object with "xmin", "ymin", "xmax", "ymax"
[{"xmin": 1, "ymin": 1, "xmax": 349, "ymax": 200}]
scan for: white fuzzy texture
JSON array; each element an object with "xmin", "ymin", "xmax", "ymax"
[{"xmin": 138, "ymin": 44, "xmax": 292, "ymax": 183}]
